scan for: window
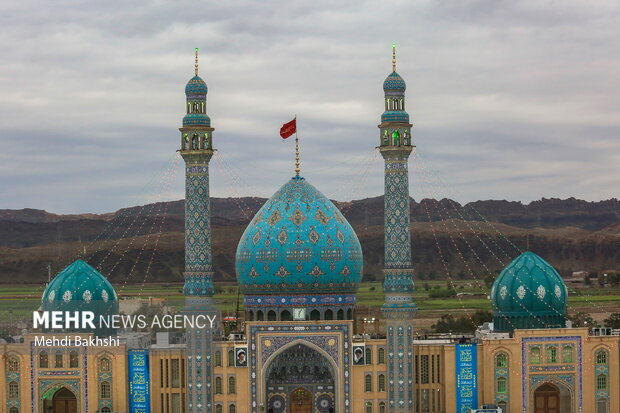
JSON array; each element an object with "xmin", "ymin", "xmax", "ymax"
[
  {"xmin": 69, "ymin": 350, "xmax": 79, "ymax": 368},
  {"xmin": 39, "ymin": 351, "xmax": 49, "ymax": 368},
  {"xmin": 171, "ymin": 393, "xmax": 181, "ymax": 413},
  {"xmin": 378, "ymin": 348, "xmax": 385, "ymax": 364},
  {"xmin": 366, "ymin": 347, "xmax": 373, "ymax": 364},
  {"xmin": 547, "ymin": 346, "xmax": 557, "ymax": 363},
  {"xmin": 365, "ymin": 374, "xmax": 372, "ymax": 392},
  {"xmin": 216, "ymin": 405, "xmax": 223, "ymax": 413},
  {"xmin": 498, "ymin": 401, "xmax": 507, "ymax": 413},
  {"xmin": 379, "ymin": 402, "xmax": 386, "ymax": 413},
  {"xmin": 596, "ymin": 350, "xmax": 608, "ymax": 364},
  {"xmin": 228, "ymin": 350, "xmax": 234, "ymax": 366},
  {"xmin": 378, "ymin": 374, "xmax": 386, "ymax": 392},
  {"xmin": 101, "ymin": 409, "xmax": 111, "ymax": 413},
  {"xmin": 229, "ymin": 404, "xmax": 236, "ymax": 413},
  {"xmin": 54, "ymin": 351, "xmax": 63, "ymax": 368},
  {"xmin": 365, "ymin": 401, "xmax": 373, "ymax": 413},
  {"xmin": 171, "ymin": 359, "xmax": 180, "ymax": 388},
  {"xmin": 597, "ymin": 374, "xmax": 608, "ymax": 390},
  {"xmin": 9, "ymin": 381, "xmax": 19, "ymax": 398},
  {"xmin": 215, "ymin": 351, "xmax": 222, "ymax": 367},
  {"xmin": 497, "ymin": 377, "xmax": 507, "ymax": 393},
  {"xmin": 7, "ymin": 357, "xmax": 19, "ymax": 372},
  {"xmin": 530, "ymin": 347, "xmax": 541, "ymax": 364},
  {"xmin": 228, "ymin": 376, "xmax": 236, "ymax": 394},
  {"xmin": 562, "ymin": 346, "xmax": 573, "ymax": 363},
  {"xmin": 215, "ymin": 376, "xmax": 223, "ymax": 394},
  {"xmin": 100, "ymin": 381, "xmax": 111, "ymax": 399},
  {"xmin": 597, "ymin": 399, "xmax": 608, "ymax": 413},
  {"xmin": 421, "ymin": 355, "xmax": 429, "ymax": 384},
  {"xmin": 100, "ymin": 357, "xmax": 111, "ymax": 372},
  {"xmin": 496, "ymin": 353, "xmax": 508, "ymax": 368},
  {"xmin": 9, "ymin": 408, "xmax": 19, "ymax": 413}
]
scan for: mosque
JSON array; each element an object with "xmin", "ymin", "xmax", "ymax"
[{"xmin": 1, "ymin": 48, "xmax": 618, "ymax": 413}]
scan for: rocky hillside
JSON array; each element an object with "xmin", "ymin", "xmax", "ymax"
[{"xmin": 0, "ymin": 197, "xmax": 618, "ymax": 283}]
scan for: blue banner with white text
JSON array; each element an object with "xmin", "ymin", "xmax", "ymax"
[
  {"xmin": 128, "ymin": 349, "xmax": 150, "ymax": 413},
  {"xmin": 456, "ymin": 343, "xmax": 478, "ymax": 413}
]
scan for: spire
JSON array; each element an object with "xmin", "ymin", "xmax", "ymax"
[
  {"xmin": 295, "ymin": 134, "xmax": 300, "ymax": 176},
  {"xmin": 195, "ymin": 47, "xmax": 199, "ymax": 76},
  {"xmin": 392, "ymin": 44, "xmax": 396, "ymax": 72}
]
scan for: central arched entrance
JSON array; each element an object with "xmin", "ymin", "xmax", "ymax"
[
  {"xmin": 534, "ymin": 384, "xmax": 559, "ymax": 413},
  {"xmin": 44, "ymin": 387, "xmax": 77, "ymax": 413},
  {"xmin": 265, "ymin": 343, "xmax": 336, "ymax": 413}
]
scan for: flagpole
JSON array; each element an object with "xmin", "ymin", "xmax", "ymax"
[{"xmin": 294, "ymin": 115, "xmax": 300, "ymax": 177}]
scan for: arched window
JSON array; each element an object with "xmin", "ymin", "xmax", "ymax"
[
  {"xmin": 530, "ymin": 347, "xmax": 541, "ymax": 364},
  {"xmin": 365, "ymin": 347, "xmax": 373, "ymax": 364},
  {"xmin": 497, "ymin": 377, "xmax": 507, "ymax": 393},
  {"xmin": 347, "ymin": 309, "xmax": 352, "ymax": 319},
  {"xmin": 498, "ymin": 401, "xmax": 507, "ymax": 413},
  {"xmin": 337, "ymin": 309, "xmax": 344, "ymax": 320},
  {"xmin": 228, "ymin": 350, "xmax": 234, "ymax": 367},
  {"xmin": 378, "ymin": 348, "xmax": 385, "ymax": 364},
  {"xmin": 100, "ymin": 357, "xmax": 111, "ymax": 372},
  {"xmin": 55, "ymin": 351, "xmax": 63, "ymax": 368},
  {"xmin": 101, "ymin": 408, "xmax": 111, "ymax": 413},
  {"xmin": 562, "ymin": 345, "xmax": 573, "ymax": 363},
  {"xmin": 216, "ymin": 405, "xmax": 223, "ymax": 413},
  {"xmin": 379, "ymin": 402, "xmax": 386, "ymax": 413},
  {"xmin": 8, "ymin": 381, "xmax": 19, "ymax": 398},
  {"xmin": 365, "ymin": 374, "xmax": 372, "ymax": 392},
  {"xmin": 383, "ymin": 130, "xmax": 388, "ymax": 145},
  {"xmin": 69, "ymin": 350, "xmax": 79, "ymax": 368},
  {"xmin": 596, "ymin": 350, "xmax": 608, "ymax": 364},
  {"xmin": 192, "ymin": 134, "xmax": 199, "ymax": 150},
  {"xmin": 257, "ymin": 310, "xmax": 264, "ymax": 321},
  {"xmin": 39, "ymin": 350, "xmax": 49, "ymax": 368},
  {"xmin": 365, "ymin": 401, "xmax": 373, "ymax": 413},
  {"xmin": 229, "ymin": 404, "xmax": 236, "ymax": 413},
  {"xmin": 267, "ymin": 310, "xmax": 276, "ymax": 321},
  {"xmin": 9, "ymin": 408, "xmax": 19, "ymax": 413},
  {"xmin": 392, "ymin": 130, "xmax": 400, "ymax": 146},
  {"xmin": 215, "ymin": 351, "xmax": 222, "ymax": 367},
  {"xmin": 597, "ymin": 374, "xmax": 608, "ymax": 390},
  {"xmin": 496, "ymin": 353, "xmax": 508, "ymax": 368},
  {"xmin": 100, "ymin": 381, "xmax": 111, "ymax": 399},
  {"xmin": 597, "ymin": 398, "xmax": 608, "ymax": 413},
  {"xmin": 203, "ymin": 133, "xmax": 209, "ymax": 149},
  {"xmin": 403, "ymin": 131, "xmax": 409, "ymax": 145},
  {"xmin": 215, "ymin": 377, "xmax": 223, "ymax": 394},
  {"xmin": 228, "ymin": 376, "xmax": 236, "ymax": 394},
  {"xmin": 547, "ymin": 346, "xmax": 558, "ymax": 363},
  {"xmin": 310, "ymin": 309, "xmax": 320, "ymax": 320},
  {"xmin": 378, "ymin": 374, "xmax": 386, "ymax": 392},
  {"xmin": 281, "ymin": 310, "xmax": 292, "ymax": 321},
  {"xmin": 7, "ymin": 357, "xmax": 19, "ymax": 372},
  {"xmin": 324, "ymin": 309, "xmax": 333, "ymax": 320}
]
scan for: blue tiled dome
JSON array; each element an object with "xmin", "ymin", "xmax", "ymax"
[
  {"xmin": 183, "ymin": 113, "xmax": 211, "ymax": 127},
  {"xmin": 235, "ymin": 176, "xmax": 363, "ymax": 295},
  {"xmin": 185, "ymin": 75, "xmax": 208, "ymax": 95},
  {"xmin": 42, "ymin": 259, "xmax": 118, "ymax": 336},
  {"xmin": 383, "ymin": 72, "xmax": 406, "ymax": 91},
  {"xmin": 491, "ymin": 251, "xmax": 567, "ymax": 332},
  {"xmin": 381, "ymin": 110, "xmax": 410, "ymax": 123}
]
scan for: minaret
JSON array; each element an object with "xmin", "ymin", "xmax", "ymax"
[
  {"xmin": 379, "ymin": 45, "xmax": 416, "ymax": 413},
  {"xmin": 180, "ymin": 48, "xmax": 217, "ymax": 413}
]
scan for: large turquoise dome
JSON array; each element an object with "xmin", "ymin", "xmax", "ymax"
[
  {"xmin": 383, "ymin": 71, "xmax": 406, "ymax": 92},
  {"xmin": 236, "ymin": 176, "xmax": 363, "ymax": 295},
  {"xmin": 42, "ymin": 259, "xmax": 118, "ymax": 336},
  {"xmin": 185, "ymin": 75, "xmax": 208, "ymax": 95},
  {"xmin": 491, "ymin": 251, "xmax": 567, "ymax": 333}
]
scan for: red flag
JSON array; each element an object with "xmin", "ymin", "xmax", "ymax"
[{"xmin": 280, "ymin": 118, "xmax": 297, "ymax": 139}]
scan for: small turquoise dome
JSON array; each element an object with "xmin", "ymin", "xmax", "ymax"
[
  {"xmin": 235, "ymin": 176, "xmax": 363, "ymax": 295},
  {"xmin": 381, "ymin": 110, "xmax": 410, "ymax": 123},
  {"xmin": 185, "ymin": 75, "xmax": 208, "ymax": 95},
  {"xmin": 383, "ymin": 72, "xmax": 406, "ymax": 91},
  {"xmin": 42, "ymin": 259, "xmax": 118, "ymax": 336},
  {"xmin": 491, "ymin": 251, "xmax": 567, "ymax": 333},
  {"xmin": 183, "ymin": 113, "xmax": 211, "ymax": 127}
]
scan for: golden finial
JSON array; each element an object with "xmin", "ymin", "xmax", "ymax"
[
  {"xmin": 295, "ymin": 116, "xmax": 300, "ymax": 176},
  {"xmin": 392, "ymin": 44, "xmax": 397, "ymax": 72},
  {"xmin": 195, "ymin": 48, "xmax": 199, "ymax": 76}
]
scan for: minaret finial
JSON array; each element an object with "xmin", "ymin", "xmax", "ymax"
[
  {"xmin": 392, "ymin": 44, "xmax": 397, "ymax": 72},
  {"xmin": 195, "ymin": 48, "xmax": 199, "ymax": 76},
  {"xmin": 295, "ymin": 116, "xmax": 300, "ymax": 176}
]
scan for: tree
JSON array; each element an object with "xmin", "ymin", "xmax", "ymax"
[
  {"xmin": 568, "ymin": 312, "xmax": 599, "ymax": 328},
  {"xmin": 604, "ymin": 313, "xmax": 620, "ymax": 329},
  {"xmin": 483, "ymin": 272, "xmax": 498, "ymax": 289},
  {"xmin": 423, "ymin": 283, "xmax": 430, "ymax": 291}
]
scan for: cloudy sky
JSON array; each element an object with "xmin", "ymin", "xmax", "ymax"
[{"xmin": 1, "ymin": 0, "xmax": 618, "ymax": 214}]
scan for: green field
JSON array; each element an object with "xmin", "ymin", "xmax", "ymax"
[{"xmin": 2, "ymin": 280, "xmax": 619, "ymax": 329}]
